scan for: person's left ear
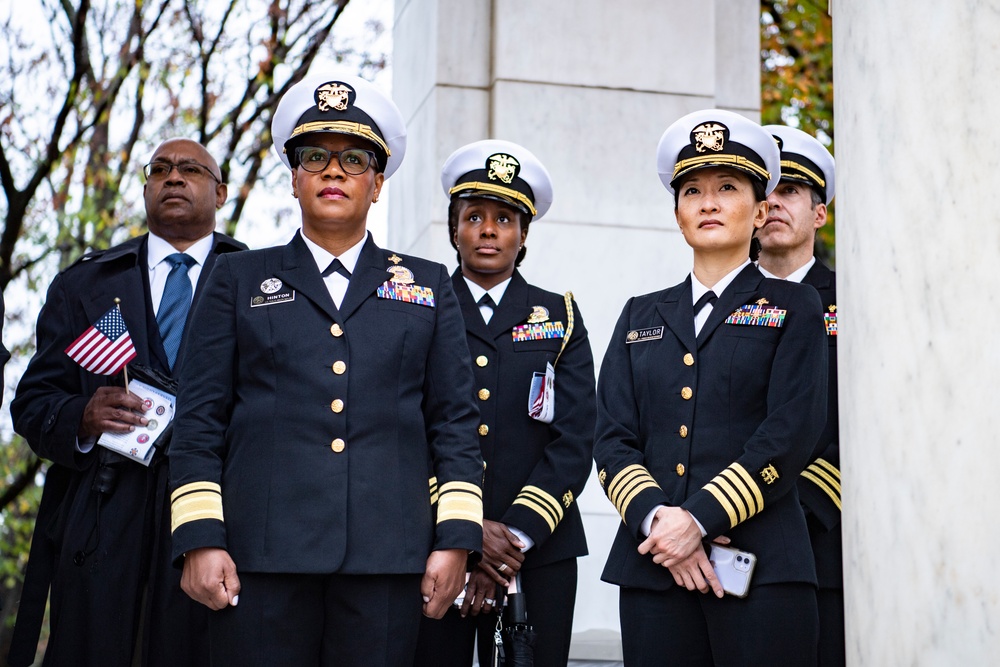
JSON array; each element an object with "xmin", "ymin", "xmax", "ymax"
[
  {"xmin": 814, "ymin": 202, "xmax": 828, "ymax": 230},
  {"xmin": 753, "ymin": 200, "xmax": 768, "ymax": 229},
  {"xmin": 215, "ymin": 183, "xmax": 228, "ymax": 210}
]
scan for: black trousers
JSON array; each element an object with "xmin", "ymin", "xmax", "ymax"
[
  {"xmin": 620, "ymin": 582, "xmax": 819, "ymax": 667},
  {"xmin": 209, "ymin": 571, "xmax": 424, "ymax": 667},
  {"xmin": 817, "ymin": 587, "xmax": 845, "ymax": 667},
  {"xmin": 412, "ymin": 558, "xmax": 578, "ymax": 667}
]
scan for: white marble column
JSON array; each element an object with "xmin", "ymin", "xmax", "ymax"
[
  {"xmin": 834, "ymin": 2, "xmax": 1000, "ymax": 663},
  {"xmin": 392, "ymin": 0, "xmax": 761, "ymax": 657}
]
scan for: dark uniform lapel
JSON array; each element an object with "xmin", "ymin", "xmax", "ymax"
[
  {"xmin": 803, "ymin": 260, "xmax": 834, "ymax": 293},
  {"xmin": 696, "ymin": 263, "xmax": 765, "ymax": 348},
  {"xmin": 338, "ymin": 234, "xmax": 392, "ymax": 321},
  {"xmin": 488, "ymin": 271, "xmax": 534, "ymax": 339},
  {"xmin": 452, "ymin": 270, "xmax": 495, "ymax": 347},
  {"xmin": 273, "ymin": 231, "xmax": 340, "ymax": 323},
  {"xmin": 81, "ymin": 236, "xmax": 152, "ymax": 366},
  {"xmin": 655, "ymin": 277, "xmax": 697, "ymax": 356}
]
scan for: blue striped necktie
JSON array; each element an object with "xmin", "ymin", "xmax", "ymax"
[{"xmin": 157, "ymin": 253, "xmax": 196, "ymax": 370}]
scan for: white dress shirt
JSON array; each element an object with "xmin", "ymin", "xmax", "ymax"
[
  {"xmin": 757, "ymin": 255, "xmax": 815, "ymax": 284},
  {"xmin": 147, "ymin": 231, "xmax": 214, "ymax": 315},
  {"xmin": 300, "ymin": 232, "xmax": 367, "ymax": 309}
]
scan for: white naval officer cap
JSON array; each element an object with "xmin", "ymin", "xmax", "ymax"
[
  {"xmin": 441, "ymin": 139, "xmax": 554, "ymax": 220},
  {"xmin": 271, "ymin": 72, "xmax": 407, "ymax": 178},
  {"xmin": 763, "ymin": 125, "xmax": 836, "ymax": 205},
  {"xmin": 657, "ymin": 109, "xmax": 781, "ymax": 197}
]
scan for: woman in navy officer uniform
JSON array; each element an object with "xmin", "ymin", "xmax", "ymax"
[
  {"xmin": 169, "ymin": 72, "xmax": 484, "ymax": 667},
  {"xmin": 413, "ymin": 140, "xmax": 596, "ymax": 666},
  {"xmin": 593, "ymin": 109, "xmax": 828, "ymax": 666}
]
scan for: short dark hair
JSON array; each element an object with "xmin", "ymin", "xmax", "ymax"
[
  {"xmin": 448, "ymin": 197, "xmax": 531, "ymax": 267},
  {"xmin": 672, "ymin": 169, "xmax": 768, "ymax": 209}
]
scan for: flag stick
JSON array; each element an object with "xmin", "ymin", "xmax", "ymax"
[{"xmin": 115, "ymin": 297, "xmax": 130, "ymax": 393}]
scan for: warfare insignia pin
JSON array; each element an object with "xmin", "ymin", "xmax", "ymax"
[
  {"xmin": 388, "ymin": 254, "xmax": 402, "ymax": 265},
  {"xmin": 759, "ymin": 463, "xmax": 780, "ymax": 485},
  {"xmin": 315, "ymin": 81, "xmax": 355, "ymax": 112},
  {"xmin": 563, "ymin": 490, "xmax": 574, "ymax": 509},
  {"xmin": 260, "ymin": 278, "xmax": 283, "ymax": 294},
  {"xmin": 756, "ymin": 298, "xmax": 769, "ymax": 306},
  {"xmin": 691, "ymin": 122, "xmax": 728, "ymax": 153},
  {"xmin": 487, "ymin": 153, "xmax": 520, "ymax": 184},
  {"xmin": 387, "ymin": 265, "xmax": 415, "ymax": 284},
  {"xmin": 527, "ymin": 305, "xmax": 550, "ymax": 324}
]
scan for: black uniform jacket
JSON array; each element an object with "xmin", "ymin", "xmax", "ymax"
[
  {"xmin": 594, "ymin": 264, "xmax": 828, "ymax": 590},
  {"xmin": 798, "ymin": 260, "xmax": 842, "ymax": 588},
  {"xmin": 8, "ymin": 232, "xmax": 245, "ymax": 667},
  {"xmin": 453, "ymin": 270, "xmax": 595, "ymax": 568},
  {"xmin": 169, "ymin": 232, "xmax": 484, "ymax": 574}
]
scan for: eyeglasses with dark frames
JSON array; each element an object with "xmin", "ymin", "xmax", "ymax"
[
  {"xmin": 143, "ymin": 160, "xmax": 222, "ymax": 184},
  {"xmin": 294, "ymin": 146, "xmax": 377, "ymax": 175}
]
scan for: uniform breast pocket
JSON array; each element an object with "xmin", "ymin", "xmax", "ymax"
[
  {"xmin": 376, "ymin": 298, "xmax": 436, "ymax": 326},
  {"xmin": 722, "ymin": 323, "xmax": 783, "ymax": 344},
  {"xmin": 512, "ymin": 338, "xmax": 563, "ymax": 355}
]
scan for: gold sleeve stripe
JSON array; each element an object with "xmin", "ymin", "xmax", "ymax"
[
  {"xmin": 170, "ymin": 492, "xmax": 224, "ymax": 533},
  {"xmin": 437, "ymin": 481, "xmax": 483, "ymax": 525},
  {"xmin": 704, "ymin": 483, "xmax": 739, "ymax": 528},
  {"xmin": 804, "ymin": 462, "xmax": 841, "ymax": 494},
  {"xmin": 519, "ymin": 486, "xmax": 564, "ymax": 522},
  {"xmin": 719, "ymin": 469, "xmax": 752, "ymax": 523},
  {"xmin": 512, "ymin": 498, "xmax": 557, "ymax": 533},
  {"xmin": 801, "ymin": 470, "xmax": 842, "ymax": 510},
  {"xmin": 731, "ymin": 463, "xmax": 764, "ymax": 509},
  {"xmin": 704, "ymin": 463, "xmax": 764, "ymax": 529},
  {"xmin": 613, "ymin": 474, "xmax": 654, "ymax": 515},
  {"xmin": 429, "ymin": 477, "xmax": 439, "ymax": 505},
  {"xmin": 170, "ymin": 481, "xmax": 221, "ymax": 504},
  {"xmin": 618, "ymin": 480, "xmax": 660, "ymax": 523},
  {"xmin": 608, "ymin": 465, "xmax": 650, "ymax": 506},
  {"xmin": 812, "ymin": 458, "xmax": 841, "ymax": 482}
]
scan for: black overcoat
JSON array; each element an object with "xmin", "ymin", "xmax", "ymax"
[
  {"xmin": 594, "ymin": 264, "xmax": 828, "ymax": 590},
  {"xmin": 8, "ymin": 233, "xmax": 245, "ymax": 667}
]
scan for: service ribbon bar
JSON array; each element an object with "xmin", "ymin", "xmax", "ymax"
[
  {"xmin": 376, "ymin": 282, "xmax": 436, "ymax": 308},
  {"xmin": 724, "ymin": 304, "xmax": 787, "ymax": 328},
  {"xmin": 512, "ymin": 321, "xmax": 565, "ymax": 342}
]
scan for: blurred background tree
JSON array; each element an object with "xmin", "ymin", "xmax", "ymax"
[
  {"xmin": 761, "ymin": 0, "xmax": 835, "ymax": 261},
  {"xmin": 0, "ymin": 0, "xmax": 388, "ymax": 659}
]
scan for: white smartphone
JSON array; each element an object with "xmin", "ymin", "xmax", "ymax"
[{"xmin": 708, "ymin": 544, "xmax": 757, "ymax": 598}]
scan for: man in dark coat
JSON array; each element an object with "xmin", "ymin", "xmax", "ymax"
[
  {"xmin": 7, "ymin": 138, "xmax": 246, "ymax": 667},
  {"xmin": 759, "ymin": 124, "xmax": 843, "ymax": 667}
]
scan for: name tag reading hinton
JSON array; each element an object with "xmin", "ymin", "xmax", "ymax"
[
  {"xmin": 376, "ymin": 282, "xmax": 436, "ymax": 308},
  {"xmin": 625, "ymin": 326, "xmax": 664, "ymax": 344},
  {"xmin": 724, "ymin": 304, "xmax": 787, "ymax": 328},
  {"xmin": 251, "ymin": 291, "xmax": 296, "ymax": 307}
]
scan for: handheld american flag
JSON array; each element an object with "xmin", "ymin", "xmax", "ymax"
[{"xmin": 64, "ymin": 304, "xmax": 137, "ymax": 375}]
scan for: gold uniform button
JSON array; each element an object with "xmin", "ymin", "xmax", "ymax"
[
  {"xmin": 330, "ymin": 323, "xmax": 344, "ymax": 337},
  {"xmin": 681, "ymin": 387, "xmax": 693, "ymax": 400},
  {"xmin": 478, "ymin": 424, "xmax": 489, "ymax": 436},
  {"xmin": 331, "ymin": 438, "xmax": 346, "ymax": 453},
  {"xmin": 331, "ymin": 399, "xmax": 344, "ymax": 413},
  {"xmin": 676, "ymin": 463, "xmax": 686, "ymax": 477},
  {"xmin": 683, "ymin": 353, "xmax": 694, "ymax": 366},
  {"xmin": 478, "ymin": 388, "xmax": 491, "ymax": 401},
  {"xmin": 679, "ymin": 425, "xmax": 689, "ymax": 438},
  {"xmin": 476, "ymin": 355, "xmax": 489, "ymax": 367},
  {"xmin": 332, "ymin": 360, "xmax": 346, "ymax": 375}
]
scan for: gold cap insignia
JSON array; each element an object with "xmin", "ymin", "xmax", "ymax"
[
  {"xmin": 387, "ymin": 265, "xmax": 414, "ymax": 284},
  {"xmin": 692, "ymin": 122, "xmax": 728, "ymax": 153},
  {"xmin": 760, "ymin": 463, "xmax": 780, "ymax": 485},
  {"xmin": 562, "ymin": 490, "xmax": 574, "ymax": 508},
  {"xmin": 487, "ymin": 153, "xmax": 520, "ymax": 184},
  {"xmin": 526, "ymin": 305, "xmax": 550, "ymax": 324},
  {"xmin": 756, "ymin": 298, "xmax": 769, "ymax": 306},
  {"xmin": 388, "ymin": 254, "xmax": 402, "ymax": 265},
  {"xmin": 598, "ymin": 469, "xmax": 607, "ymax": 488},
  {"xmin": 315, "ymin": 81, "xmax": 355, "ymax": 112}
]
